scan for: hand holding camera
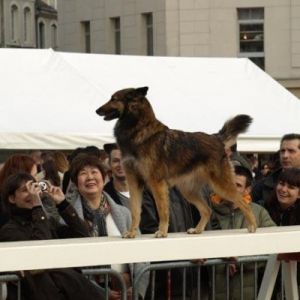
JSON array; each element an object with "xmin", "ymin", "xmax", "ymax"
[
  {"xmin": 40, "ymin": 180, "xmax": 65, "ymax": 205},
  {"xmin": 25, "ymin": 181, "xmax": 43, "ymax": 207},
  {"xmin": 38, "ymin": 181, "xmax": 47, "ymax": 191}
]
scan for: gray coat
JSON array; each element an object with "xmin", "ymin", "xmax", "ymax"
[{"xmin": 65, "ymin": 192, "xmax": 149, "ymax": 298}]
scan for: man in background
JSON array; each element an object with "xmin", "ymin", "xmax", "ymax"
[{"xmin": 251, "ymin": 133, "xmax": 300, "ymax": 205}]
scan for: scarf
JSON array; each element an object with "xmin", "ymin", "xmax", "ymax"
[
  {"xmin": 81, "ymin": 194, "xmax": 111, "ymax": 272},
  {"xmin": 210, "ymin": 194, "xmax": 252, "ymax": 204},
  {"xmin": 81, "ymin": 194, "xmax": 111, "ymax": 237}
]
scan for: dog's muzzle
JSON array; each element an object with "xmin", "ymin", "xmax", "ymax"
[{"xmin": 96, "ymin": 107, "xmax": 120, "ymax": 121}]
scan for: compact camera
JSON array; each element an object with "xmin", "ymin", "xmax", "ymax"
[{"xmin": 38, "ymin": 181, "xmax": 47, "ymax": 191}]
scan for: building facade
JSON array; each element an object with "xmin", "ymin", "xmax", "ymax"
[
  {"xmin": 57, "ymin": 0, "xmax": 300, "ymax": 98},
  {"xmin": 0, "ymin": 0, "xmax": 58, "ymax": 49},
  {"xmin": 36, "ymin": 0, "xmax": 58, "ymax": 49}
]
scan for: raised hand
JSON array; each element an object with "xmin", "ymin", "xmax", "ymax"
[{"xmin": 42, "ymin": 180, "xmax": 65, "ymax": 205}]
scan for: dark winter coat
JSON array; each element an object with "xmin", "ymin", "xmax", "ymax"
[{"xmin": 251, "ymin": 168, "xmax": 282, "ymax": 205}]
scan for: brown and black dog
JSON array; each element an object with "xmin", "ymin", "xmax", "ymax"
[{"xmin": 96, "ymin": 87, "xmax": 257, "ymax": 238}]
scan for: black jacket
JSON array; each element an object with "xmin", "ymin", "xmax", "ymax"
[
  {"xmin": 104, "ymin": 178, "xmax": 195, "ymax": 233},
  {"xmin": 0, "ymin": 198, "xmax": 9, "ymax": 230},
  {"xmin": 251, "ymin": 168, "xmax": 282, "ymax": 205},
  {"xmin": 0, "ymin": 200, "xmax": 89, "ymax": 242}
]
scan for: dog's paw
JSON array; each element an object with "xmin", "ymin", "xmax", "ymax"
[
  {"xmin": 247, "ymin": 223, "xmax": 257, "ymax": 233},
  {"xmin": 187, "ymin": 227, "xmax": 203, "ymax": 234},
  {"xmin": 155, "ymin": 230, "xmax": 168, "ymax": 238},
  {"xmin": 122, "ymin": 231, "xmax": 136, "ymax": 238}
]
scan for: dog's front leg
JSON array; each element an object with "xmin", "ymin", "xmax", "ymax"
[
  {"xmin": 149, "ymin": 181, "xmax": 169, "ymax": 238},
  {"xmin": 122, "ymin": 171, "xmax": 143, "ymax": 239}
]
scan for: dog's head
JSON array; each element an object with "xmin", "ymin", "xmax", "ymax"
[{"xmin": 96, "ymin": 87, "xmax": 149, "ymax": 121}]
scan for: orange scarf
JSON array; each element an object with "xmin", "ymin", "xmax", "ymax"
[{"xmin": 210, "ymin": 194, "xmax": 252, "ymax": 204}]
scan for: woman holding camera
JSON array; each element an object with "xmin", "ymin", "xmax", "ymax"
[{"xmin": 0, "ymin": 172, "xmax": 106, "ymax": 300}]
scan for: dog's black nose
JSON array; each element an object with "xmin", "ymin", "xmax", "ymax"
[{"xmin": 95, "ymin": 108, "xmax": 102, "ymax": 116}]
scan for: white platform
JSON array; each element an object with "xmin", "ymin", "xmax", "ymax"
[{"xmin": 1, "ymin": 226, "xmax": 300, "ymax": 272}]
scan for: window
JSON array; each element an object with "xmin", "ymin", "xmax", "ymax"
[
  {"xmin": 145, "ymin": 13, "xmax": 153, "ymax": 56},
  {"xmin": 238, "ymin": 8, "xmax": 264, "ymax": 69},
  {"xmin": 49, "ymin": 0, "xmax": 57, "ymax": 9},
  {"xmin": 11, "ymin": 5, "xmax": 18, "ymax": 41},
  {"xmin": 39, "ymin": 22, "xmax": 45, "ymax": 48},
  {"xmin": 82, "ymin": 21, "xmax": 90, "ymax": 53},
  {"xmin": 113, "ymin": 18, "xmax": 121, "ymax": 54},
  {"xmin": 51, "ymin": 24, "xmax": 58, "ymax": 49},
  {"xmin": 24, "ymin": 7, "xmax": 30, "ymax": 42}
]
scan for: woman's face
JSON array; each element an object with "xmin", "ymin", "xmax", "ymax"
[
  {"xmin": 261, "ymin": 164, "xmax": 270, "ymax": 175},
  {"xmin": 9, "ymin": 181, "xmax": 35, "ymax": 209},
  {"xmin": 76, "ymin": 165, "xmax": 104, "ymax": 198},
  {"xmin": 276, "ymin": 180, "xmax": 300, "ymax": 209}
]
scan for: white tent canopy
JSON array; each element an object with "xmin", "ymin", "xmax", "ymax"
[{"xmin": 0, "ymin": 48, "xmax": 299, "ymax": 152}]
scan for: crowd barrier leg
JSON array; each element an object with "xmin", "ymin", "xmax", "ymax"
[
  {"xmin": 257, "ymin": 254, "xmax": 280, "ymax": 300},
  {"xmin": 257, "ymin": 253, "xmax": 299, "ymax": 300},
  {"xmin": 282, "ymin": 260, "xmax": 298, "ymax": 299},
  {"xmin": 0, "ymin": 283, "xmax": 7, "ymax": 300}
]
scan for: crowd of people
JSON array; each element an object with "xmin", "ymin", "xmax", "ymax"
[{"xmin": 0, "ymin": 132, "xmax": 299, "ymax": 300}]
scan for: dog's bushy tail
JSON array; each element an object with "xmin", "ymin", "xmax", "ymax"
[{"xmin": 216, "ymin": 114, "xmax": 253, "ymax": 148}]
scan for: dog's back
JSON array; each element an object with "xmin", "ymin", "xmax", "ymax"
[{"xmin": 120, "ymin": 128, "xmax": 224, "ymax": 182}]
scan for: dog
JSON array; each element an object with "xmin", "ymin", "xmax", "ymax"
[{"xmin": 96, "ymin": 87, "xmax": 257, "ymax": 238}]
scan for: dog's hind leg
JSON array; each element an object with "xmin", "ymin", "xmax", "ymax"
[
  {"xmin": 178, "ymin": 186, "xmax": 212, "ymax": 234},
  {"xmin": 148, "ymin": 181, "xmax": 170, "ymax": 238},
  {"xmin": 209, "ymin": 162, "xmax": 257, "ymax": 233},
  {"xmin": 122, "ymin": 172, "xmax": 143, "ymax": 239}
]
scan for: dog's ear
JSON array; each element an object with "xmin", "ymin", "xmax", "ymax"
[
  {"xmin": 125, "ymin": 87, "xmax": 148, "ymax": 102},
  {"xmin": 134, "ymin": 87, "xmax": 149, "ymax": 97}
]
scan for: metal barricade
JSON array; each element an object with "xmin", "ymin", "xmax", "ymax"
[
  {"xmin": 133, "ymin": 255, "xmax": 271, "ymax": 300},
  {"xmin": 0, "ymin": 268, "xmax": 126, "ymax": 300},
  {"xmin": 0, "ymin": 256, "xmax": 292, "ymax": 300},
  {"xmin": 82, "ymin": 268, "xmax": 127, "ymax": 300},
  {"xmin": 0, "ymin": 274, "xmax": 20, "ymax": 300}
]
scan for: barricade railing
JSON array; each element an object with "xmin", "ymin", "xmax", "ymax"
[
  {"xmin": 0, "ymin": 256, "xmax": 273, "ymax": 300},
  {"xmin": 133, "ymin": 255, "xmax": 270, "ymax": 300},
  {"xmin": 0, "ymin": 268, "xmax": 127, "ymax": 300}
]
